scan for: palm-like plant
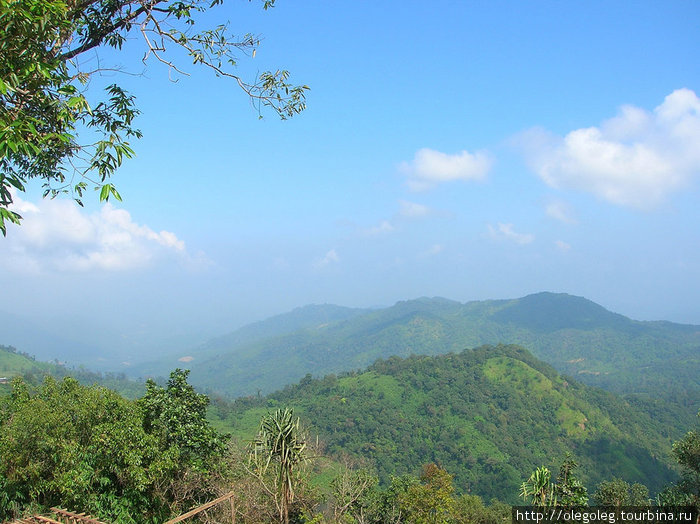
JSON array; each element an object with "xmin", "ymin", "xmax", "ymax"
[
  {"xmin": 251, "ymin": 408, "xmax": 307, "ymax": 524},
  {"xmin": 520, "ymin": 466, "xmax": 557, "ymax": 508}
]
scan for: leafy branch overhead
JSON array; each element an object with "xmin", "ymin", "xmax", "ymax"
[{"xmin": 0, "ymin": 0, "xmax": 308, "ymax": 234}]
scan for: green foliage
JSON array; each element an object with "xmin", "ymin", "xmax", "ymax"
[
  {"xmin": 213, "ymin": 345, "xmax": 678, "ymax": 503},
  {"xmin": 179, "ymin": 294, "xmax": 699, "ymax": 433},
  {"xmin": 0, "ymin": 376, "xmax": 168, "ymax": 521},
  {"xmin": 592, "ymin": 478, "xmax": 650, "ymax": 507},
  {"xmin": 452, "ymin": 494, "xmax": 510, "ymax": 524},
  {"xmin": 554, "ymin": 455, "xmax": 588, "ymax": 508},
  {"xmin": 0, "ymin": 371, "xmax": 227, "ymax": 522},
  {"xmin": 520, "ymin": 456, "xmax": 588, "ymax": 509},
  {"xmin": 397, "ymin": 464, "xmax": 457, "ymax": 524},
  {"xmin": 0, "ymin": 343, "xmax": 145, "ymax": 399},
  {"xmin": 658, "ymin": 411, "xmax": 700, "ymax": 506},
  {"xmin": 0, "ymin": 0, "xmax": 307, "ymax": 233},
  {"xmin": 520, "ymin": 467, "xmax": 556, "ymax": 508},
  {"xmin": 139, "ymin": 368, "xmax": 226, "ymax": 467},
  {"xmin": 251, "ymin": 407, "xmax": 308, "ymax": 524},
  {"xmin": 324, "ymin": 464, "xmax": 510, "ymax": 524},
  {"xmin": 0, "ymin": 344, "xmax": 54, "ymax": 382}
]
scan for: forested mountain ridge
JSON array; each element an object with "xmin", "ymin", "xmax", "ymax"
[
  {"xmin": 198, "ymin": 303, "xmax": 370, "ymax": 355},
  {"xmin": 150, "ymin": 293, "xmax": 699, "ymax": 422},
  {"xmin": 211, "ymin": 344, "xmax": 681, "ymax": 504}
]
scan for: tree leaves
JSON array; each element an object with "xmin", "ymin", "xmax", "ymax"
[
  {"xmin": 0, "ymin": 371, "xmax": 227, "ymax": 522},
  {"xmin": 0, "ymin": 0, "xmax": 306, "ymax": 234},
  {"xmin": 251, "ymin": 408, "xmax": 308, "ymax": 523}
]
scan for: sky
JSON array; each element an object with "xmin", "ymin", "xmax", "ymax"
[{"xmin": 2, "ymin": 0, "xmax": 700, "ymax": 367}]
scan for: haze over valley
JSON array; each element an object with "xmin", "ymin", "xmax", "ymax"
[{"xmin": 1, "ymin": 1, "xmax": 698, "ymax": 522}]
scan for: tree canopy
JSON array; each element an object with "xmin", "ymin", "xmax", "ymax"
[
  {"xmin": 0, "ymin": 372, "xmax": 227, "ymax": 522},
  {"xmin": 0, "ymin": 0, "xmax": 307, "ymax": 234}
]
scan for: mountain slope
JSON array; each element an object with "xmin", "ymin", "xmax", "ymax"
[
  {"xmin": 211, "ymin": 344, "xmax": 680, "ymax": 503},
  {"xmin": 0, "ymin": 344, "xmax": 145, "ymax": 398},
  {"xmin": 163, "ymin": 293, "xmax": 699, "ymax": 419},
  {"xmin": 199, "ymin": 303, "xmax": 370, "ymax": 356},
  {"xmin": 0, "ymin": 344, "xmax": 55, "ymax": 378}
]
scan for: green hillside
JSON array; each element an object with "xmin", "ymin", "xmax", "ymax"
[
  {"xmin": 210, "ymin": 344, "xmax": 680, "ymax": 503},
  {"xmin": 155, "ymin": 293, "xmax": 699, "ymax": 427},
  {"xmin": 0, "ymin": 344, "xmax": 145, "ymax": 398},
  {"xmin": 0, "ymin": 344, "xmax": 54, "ymax": 377}
]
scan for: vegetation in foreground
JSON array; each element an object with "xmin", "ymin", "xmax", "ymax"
[{"xmin": 1, "ymin": 362, "xmax": 698, "ymax": 523}]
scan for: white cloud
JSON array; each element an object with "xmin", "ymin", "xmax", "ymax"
[
  {"xmin": 365, "ymin": 220, "xmax": 395, "ymax": 236},
  {"xmin": 1, "ymin": 194, "xmax": 188, "ymax": 273},
  {"xmin": 545, "ymin": 200, "xmax": 577, "ymax": 224},
  {"xmin": 555, "ymin": 240, "xmax": 571, "ymax": 251},
  {"xmin": 314, "ymin": 249, "xmax": 340, "ymax": 269},
  {"xmin": 488, "ymin": 223, "xmax": 534, "ymax": 245},
  {"xmin": 400, "ymin": 148, "xmax": 492, "ymax": 191},
  {"xmin": 520, "ymin": 88, "xmax": 700, "ymax": 209},
  {"xmin": 399, "ymin": 200, "xmax": 431, "ymax": 218}
]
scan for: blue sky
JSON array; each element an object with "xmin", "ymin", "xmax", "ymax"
[{"xmin": 2, "ymin": 1, "xmax": 699, "ymax": 365}]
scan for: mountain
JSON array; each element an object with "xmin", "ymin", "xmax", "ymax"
[
  {"xmin": 198, "ymin": 303, "xmax": 370, "ymax": 355},
  {"xmin": 210, "ymin": 344, "xmax": 681, "ymax": 503},
  {"xmin": 147, "ymin": 293, "xmax": 699, "ymax": 423}
]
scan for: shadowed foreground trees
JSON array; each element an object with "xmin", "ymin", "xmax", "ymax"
[{"xmin": 0, "ymin": 371, "xmax": 227, "ymax": 522}]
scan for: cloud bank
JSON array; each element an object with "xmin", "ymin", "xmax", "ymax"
[
  {"xmin": 520, "ymin": 88, "xmax": 700, "ymax": 208},
  {"xmin": 2, "ymin": 195, "xmax": 187, "ymax": 273},
  {"xmin": 401, "ymin": 148, "xmax": 492, "ymax": 191}
]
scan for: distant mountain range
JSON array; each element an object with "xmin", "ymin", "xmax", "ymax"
[
  {"xmin": 139, "ymin": 293, "xmax": 698, "ymax": 420},
  {"xmin": 211, "ymin": 344, "xmax": 682, "ymax": 502},
  {"xmin": 4, "ymin": 292, "xmax": 697, "ymax": 503}
]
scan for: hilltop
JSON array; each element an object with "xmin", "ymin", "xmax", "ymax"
[
  {"xmin": 211, "ymin": 344, "xmax": 681, "ymax": 503},
  {"xmin": 140, "ymin": 293, "xmax": 698, "ymax": 426}
]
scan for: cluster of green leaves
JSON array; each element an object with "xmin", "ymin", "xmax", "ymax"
[
  {"xmin": 250, "ymin": 408, "xmax": 308, "ymax": 523},
  {"xmin": 0, "ymin": 0, "xmax": 140, "ymax": 233},
  {"xmin": 211, "ymin": 344, "xmax": 679, "ymax": 503},
  {"xmin": 0, "ymin": 0, "xmax": 307, "ymax": 233},
  {"xmin": 312, "ymin": 414, "xmax": 698, "ymax": 522},
  {"xmin": 0, "ymin": 370, "xmax": 226, "ymax": 522},
  {"xmin": 657, "ymin": 412, "xmax": 700, "ymax": 506},
  {"xmin": 140, "ymin": 369, "xmax": 226, "ymax": 466},
  {"xmin": 591, "ymin": 478, "xmax": 650, "ymax": 506},
  {"xmin": 519, "ymin": 456, "xmax": 588, "ymax": 509}
]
